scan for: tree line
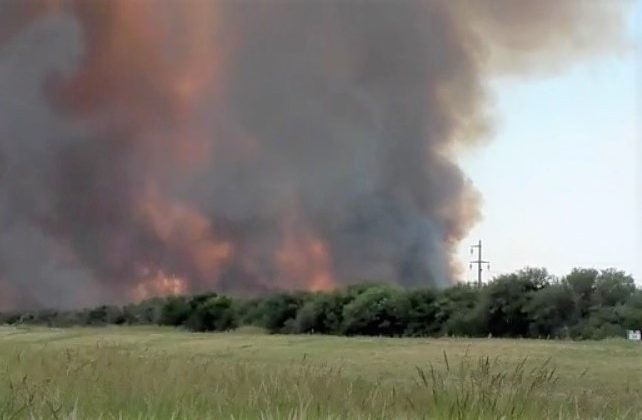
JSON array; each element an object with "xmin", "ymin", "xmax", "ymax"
[{"xmin": 1, "ymin": 267, "xmax": 640, "ymax": 339}]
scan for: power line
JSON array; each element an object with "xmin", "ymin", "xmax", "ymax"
[{"xmin": 470, "ymin": 240, "xmax": 490, "ymax": 288}]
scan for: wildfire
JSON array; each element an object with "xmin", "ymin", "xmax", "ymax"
[
  {"xmin": 49, "ymin": 0, "xmax": 230, "ymax": 298},
  {"xmin": 7, "ymin": 0, "xmax": 605, "ymax": 308},
  {"xmin": 276, "ymin": 211, "xmax": 336, "ymax": 291},
  {"xmin": 138, "ymin": 186, "xmax": 234, "ymax": 288},
  {"xmin": 133, "ymin": 268, "xmax": 187, "ymax": 301}
]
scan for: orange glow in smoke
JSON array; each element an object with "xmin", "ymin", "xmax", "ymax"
[
  {"xmin": 138, "ymin": 186, "xmax": 234, "ymax": 285},
  {"xmin": 133, "ymin": 268, "xmax": 187, "ymax": 301},
  {"xmin": 276, "ymin": 211, "xmax": 336, "ymax": 291},
  {"xmin": 51, "ymin": 1, "xmax": 221, "ymax": 119},
  {"xmin": 49, "ymin": 0, "xmax": 221, "ymax": 170},
  {"xmin": 52, "ymin": 1, "xmax": 230, "ymax": 297},
  {"xmin": 15, "ymin": 1, "xmax": 339, "ymax": 299}
]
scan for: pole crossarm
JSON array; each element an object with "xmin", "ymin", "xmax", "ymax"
[{"xmin": 469, "ymin": 240, "xmax": 490, "ymax": 287}]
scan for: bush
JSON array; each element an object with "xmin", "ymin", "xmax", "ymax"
[
  {"xmin": 564, "ymin": 268, "xmax": 598, "ymax": 319},
  {"xmin": 435, "ymin": 285, "xmax": 482, "ymax": 336},
  {"xmin": 341, "ymin": 286, "xmax": 409, "ymax": 336},
  {"xmin": 255, "ymin": 293, "xmax": 306, "ymax": 333},
  {"xmin": 477, "ymin": 268, "xmax": 549, "ymax": 337},
  {"xmin": 525, "ymin": 283, "xmax": 574, "ymax": 338},
  {"xmin": 293, "ymin": 292, "xmax": 344, "ymax": 334},
  {"xmin": 185, "ymin": 295, "xmax": 237, "ymax": 332},
  {"xmin": 2, "ymin": 266, "xmax": 638, "ymax": 341},
  {"xmin": 122, "ymin": 298, "xmax": 165, "ymax": 325},
  {"xmin": 159, "ymin": 296, "xmax": 191, "ymax": 326},
  {"xmin": 594, "ymin": 269, "xmax": 635, "ymax": 307},
  {"xmin": 87, "ymin": 305, "xmax": 124, "ymax": 326},
  {"xmin": 616, "ymin": 290, "xmax": 642, "ymax": 330},
  {"xmin": 0, "ymin": 312, "xmax": 20, "ymax": 325},
  {"xmin": 404, "ymin": 289, "xmax": 440, "ymax": 336}
]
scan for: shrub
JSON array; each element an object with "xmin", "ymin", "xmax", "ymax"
[
  {"xmin": 159, "ymin": 296, "xmax": 191, "ymax": 326},
  {"xmin": 341, "ymin": 286, "xmax": 409, "ymax": 336},
  {"xmin": 404, "ymin": 289, "xmax": 440, "ymax": 336},
  {"xmin": 255, "ymin": 293, "xmax": 305, "ymax": 333},
  {"xmin": 293, "ymin": 292, "xmax": 344, "ymax": 334},
  {"xmin": 2, "ymin": 266, "xmax": 638, "ymax": 341},
  {"xmin": 185, "ymin": 295, "xmax": 237, "ymax": 332}
]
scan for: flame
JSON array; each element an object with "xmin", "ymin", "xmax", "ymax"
[
  {"xmin": 138, "ymin": 186, "xmax": 234, "ymax": 287},
  {"xmin": 0, "ymin": 1, "xmax": 343, "ymax": 300},
  {"xmin": 52, "ymin": 1, "xmax": 228, "ymax": 298},
  {"xmin": 5, "ymin": 0, "xmax": 336, "ymax": 300},
  {"xmin": 276, "ymin": 210, "xmax": 336, "ymax": 291},
  {"xmin": 133, "ymin": 268, "xmax": 187, "ymax": 301},
  {"xmin": 0, "ymin": 0, "xmax": 631, "ymax": 309}
]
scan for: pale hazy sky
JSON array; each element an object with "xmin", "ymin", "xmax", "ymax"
[{"xmin": 457, "ymin": 1, "xmax": 641, "ymax": 283}]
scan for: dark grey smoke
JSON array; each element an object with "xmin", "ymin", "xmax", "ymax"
[{"xmin": 0, "ymin": 0, "xmax": 629, "ymax": 309}]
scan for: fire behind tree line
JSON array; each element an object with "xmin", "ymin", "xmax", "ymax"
[
  {"xmin": 1, "ymin": 267, "xmax": 638, "ymax": 340},
  {"xmin": 0, "ymin": 1, "xmax": 632, "ymax": 309}
]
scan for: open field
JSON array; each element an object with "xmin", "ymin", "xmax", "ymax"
[{"xmin": 1, "ymin": 327, "xmax": 642, "ymax": 419}]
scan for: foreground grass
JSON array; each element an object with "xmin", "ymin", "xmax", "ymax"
[{"xmin": 1, "ymin": 327, "xmax": 641, "ymax": 419}]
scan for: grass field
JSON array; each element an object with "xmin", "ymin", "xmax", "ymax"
[{"xmin": 1, "ymin": 326, "xmax": 642, "ymax": 419}]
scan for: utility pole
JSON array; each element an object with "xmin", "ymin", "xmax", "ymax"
[{"xmin": 470, "ymin": 240, "xmax": 490, "ymax": 287}]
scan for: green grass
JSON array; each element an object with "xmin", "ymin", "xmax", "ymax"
[{"xmin": 1, "ymin": 326, "xmax": 642, "ymax": 419}]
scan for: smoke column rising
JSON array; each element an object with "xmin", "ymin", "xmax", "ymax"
[{"xmin": 0, "ymin": 0, "xmax": 629, "ymax": 309}]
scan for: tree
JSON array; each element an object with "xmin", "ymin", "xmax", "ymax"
[
  {"xmin": 0, "ymin": 312, "xmax": 20, "ymax": 325},
  {"xmin": 594, "ymin": 269, "xmax": 635, "ymax": 307},
  {"xmin": 255, "ymin": 293, "xmax": 305, "ymax": 333},
  {"xmin": 434, "ymin": 284, "xmax": 482, "ymax": 336},
  {"xmin": 571, "ymin": 307, "xmax": 624, "ymax": 340},
  {"xmin": 122, "ymin": 298, "xmax": 165, "ymax": 324},
  {"xmin": 185, "ymin": 295, "xmax": 237, "ymax": 332},
  {"xmin": 341, "ymin": 286, "xmax": 409, "ymax": 336},
  {"xmin": 159, "ymin": 296, "xmax": 191, "ymax": 326},
  {"xmin": 404, "ymin": 289, "xmax": 440, "ymax": 336},
  {"xmin": 293, "ymin": 292, "xmax": 344, "ymax": 334},
  {"xmin": 525, "ymin": 283, "xmax": 574, "ymax": 338},
  {"xmin": 616, "ymin": 290, "xmax": 642, "ymax": 331},
  {"xmin": 87, "ymin": 305, "xmax": 124, "ymax": 325},
  {"xmin": 563, "ymin": 268, "xmax": 598, "ymax": 318},
  {"xmin": 234, "ymin": 298, "xmax": 263, "ymax": 326},
  {"xmin": 1, "ymin": 266, "xmax": 637, "ymax": 340},
  {"xmin": 478, "ymin": 268, "xmax": 550, "ymax": 337}
]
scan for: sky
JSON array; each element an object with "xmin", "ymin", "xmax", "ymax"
[{"xmin": 457, "ymin": 0, "xmax": 642, "ymax": 284}]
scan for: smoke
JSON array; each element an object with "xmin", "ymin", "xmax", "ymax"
[{"xmin": 0, "ymin": 0, "xmax": 630, "ymax": 309}]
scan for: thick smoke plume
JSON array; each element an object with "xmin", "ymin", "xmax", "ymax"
[{"xmin": 0, "ymin": 0, "xmax": 629, "ymax": 309}]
